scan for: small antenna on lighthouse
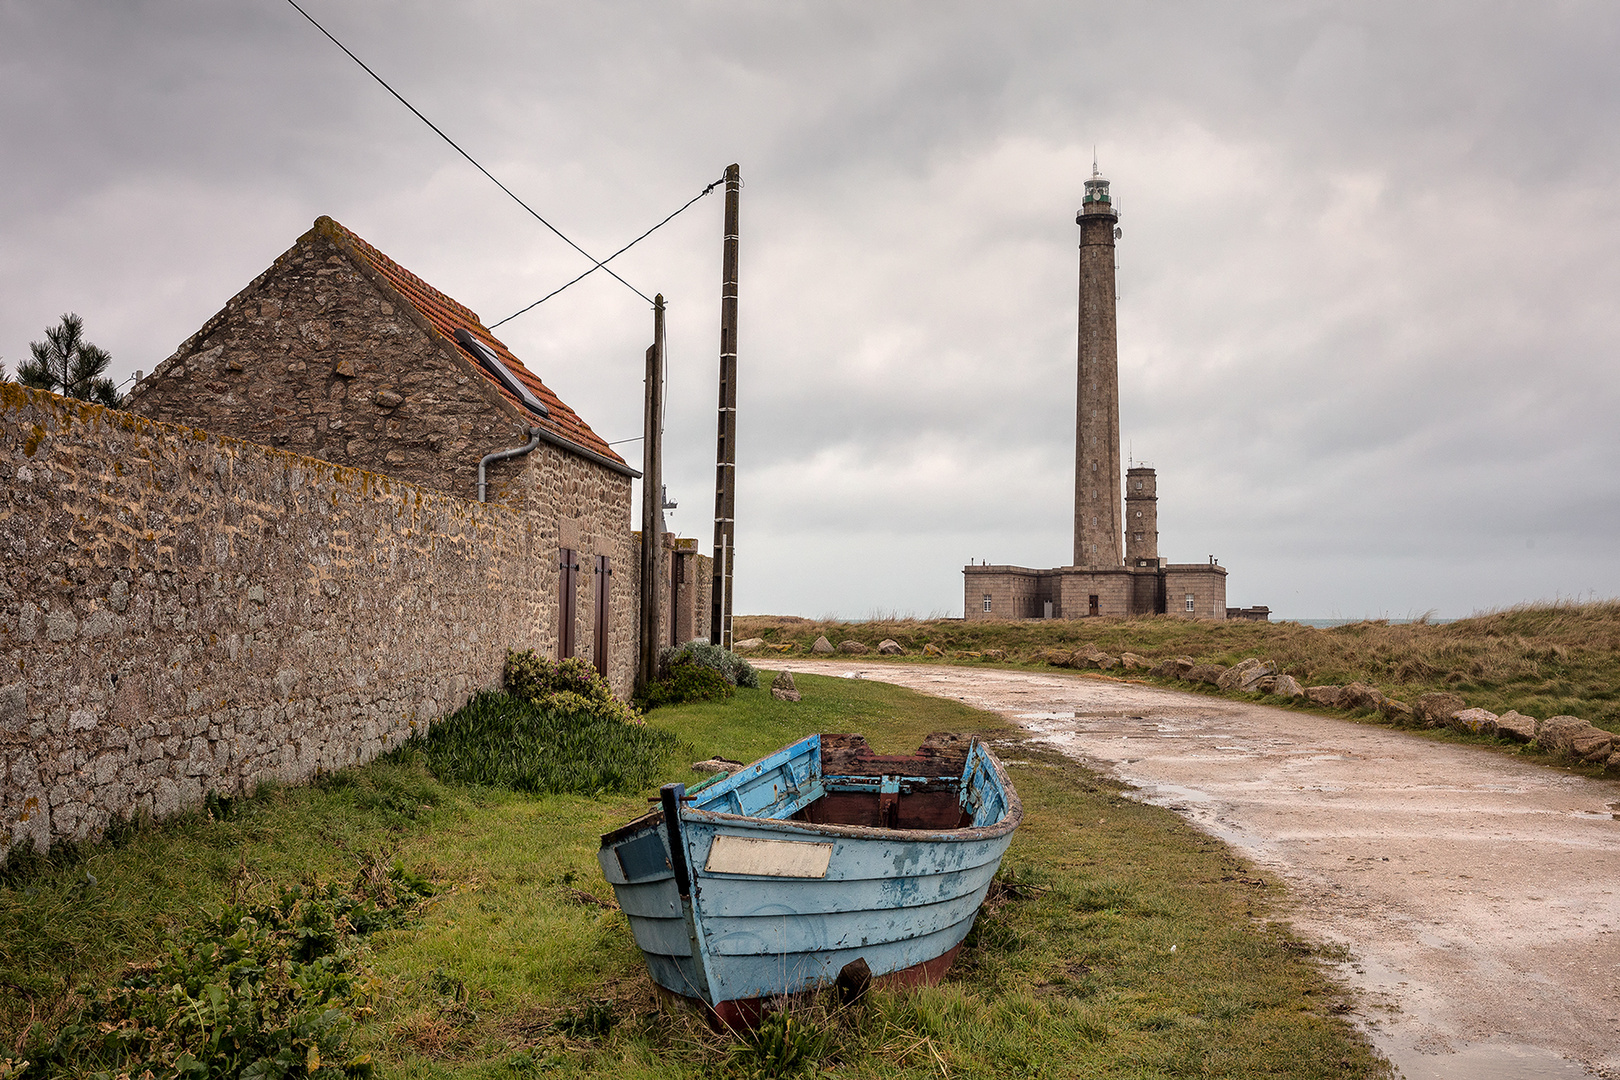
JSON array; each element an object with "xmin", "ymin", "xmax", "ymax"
[{"xmin": 1092, "ymin": 148, "xmax": 1100, "ymax": 177}]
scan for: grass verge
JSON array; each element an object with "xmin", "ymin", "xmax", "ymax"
[{"xmin": 2, "ymin": 676, "xmax": 1389, "ymax": 1078}]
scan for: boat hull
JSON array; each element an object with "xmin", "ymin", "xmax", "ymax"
[{"xmin": 598, "ymin": 733, "xmax": 1021, "ymax": 1021}]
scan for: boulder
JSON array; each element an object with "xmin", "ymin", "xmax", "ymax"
[
  {"xmin": 1271, "ymin": 674, "xmax": 1304, "ymax": 699},
  {"xmin": 1043, "ymin": 649, "xmax": 1078, "ymax": 668},
  {"xmin": 770, "ymin": 669, "xmax": 801, "ymax": 703},
  {"xmin": 1217, "ymin": 658, "xmax": 1276, "ymax": 692},
  {"xmin": 1570, "ymin": 726, "xmax": 1615, "ymax": 764},
  {"xmin": 693, "ymin": 757, "xmax": 743, "ymax": 774},
  {"xmin": 732, "ymin": 637, "xmax": 764, "ymax": 650},
  {"xmin": 1607, "ymin": 749, "xmax": 1620, "ymax": 770},
  {"xmin": 1414, "ymin": 692, "xmax": 1467, "ymax": 728},
  {"xmin": 984, "ymin": 649, "xmax": 1006, "ymax": 660},
  {"xmin": 1079, "ymin": 649, "xmax": 1120, "ymax": 670},
  {"xmin": 1338, "ymin": 682, "xmax": 1388, "ymax": 711},
  {"xmin": 1254, "ymin": 676, "xmax": 1277, "ymax": 693},
  {"xmin": 1495, "ymin": 710, "xmax": 1538, "ymax": 742},
  {"xmin": 811, "ymin": 636, "xmax": 835, "ymax": 654},
  {"xmin": 1448, "ymin": 708, "xmax": 1499, "ymax": 736},
  {"xmin": 923, "ymin": 643, "xmax": 945, "ymax": 657},
  {"xmin": 1164, "ymin": 657, "xmax": 1196, "ymax": 679},
  {"xmin": 1379, "ymin": 699, "xmax": 1415, "ymax": 725},
  {"xmin": 1120, "ymin": 652, "xmax": 1151, "ymax": 672},
  {"xmin": 1305, "ymin": 685, "xmax": 1343, "ymax": 707},
  {"xmin": 1187, "ymin": 664, "xmax": 1226, "ymax": 685},
  {"xmin": 877, "ymin": 639, "xmax": 904, "ymax": 655},
  {"xmin": 838, "ymin": 640, "xmax": 869, "ymax": 655},
  {"xmin": 1534, "ymin": 715, "xmax": 1589, "ymax": 756}
]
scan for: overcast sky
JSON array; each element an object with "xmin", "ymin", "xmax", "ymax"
[{"xmin": 4, "ymin": 1, "xmax": 1618, "ymax": 621}]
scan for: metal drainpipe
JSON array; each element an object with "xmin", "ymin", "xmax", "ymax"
[{"xmin": 479, "ymin": 427, "xmax": 543, "ymax": 503}]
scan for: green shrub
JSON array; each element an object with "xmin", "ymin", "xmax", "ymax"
[
  {"xmin": 21, "ymin": 870, "xmax": 431, "ymax": 1079},
  {"xmin": 503, "ymin": 650, "xmax": 642, "ymax": 726},
  {"xmin": 406, "ymin": 691, "xmax": 680, "ymax": 795},
  {"xmin": 637, "ymin": 659, "xmax": 736, "ymax": 710},
  {"xmin": 660, "ymin": 639, "xmax": 759, "ymax": 689}
]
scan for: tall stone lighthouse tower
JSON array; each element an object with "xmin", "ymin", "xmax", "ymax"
[{"xmin": 1073, "ymin": 160, "xmax": 1122, "ymax": 569}]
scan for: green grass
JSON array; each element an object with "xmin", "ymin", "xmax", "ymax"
[
  {"xmin": 1, "ymin": 677, "xmax": 1389, "ymax": 1078},
  {"xmin": 737, "ymin": 600, "xmax": 1620, "ymax": 738}
]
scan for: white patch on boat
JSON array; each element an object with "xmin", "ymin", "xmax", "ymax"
[{"xmin": 704, "ymin": 835, "xmax": 834, "ymax": 878}]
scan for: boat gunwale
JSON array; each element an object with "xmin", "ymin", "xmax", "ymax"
[{"xmin": 599, "ymin": 738, "xmax": 1023, "ymax": 849}]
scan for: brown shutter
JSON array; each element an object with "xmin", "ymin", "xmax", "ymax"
[
  {"xmin": 559, "ymin": 547, "xmax": 579, "ymax": 659},
  {"xmin": 593, "ymin": 554, "xmax": 611, "ymax": 678}
]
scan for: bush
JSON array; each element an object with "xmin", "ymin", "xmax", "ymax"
[
  {"xmin": 503, "ymin": 650, "xmax": 641, "ymax": 726},
  {"xmin": 637, "ymin": 659, "xmax": 736, "ymax": 711},
  {"xmin": 659, "ymin": 639, "xmax": 759, "ymax": 689},
  {"xmin": 407, "ymin": 691, "xmax": 680, "ymax": 795}
]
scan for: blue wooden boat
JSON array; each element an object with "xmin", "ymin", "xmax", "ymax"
[{"xmin": 597, "ymin": 732, "xmax": 1022, "ymax": 1026}]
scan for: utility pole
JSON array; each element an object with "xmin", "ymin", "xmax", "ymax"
[
  {"xmin": 638, "ymin": 295, "xmax": 666, "ymax": 690},
  {"xmin": 710, "ymin": 163, "xmax": 740, "ymax": 648}
]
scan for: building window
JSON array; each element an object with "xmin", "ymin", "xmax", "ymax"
[
  {"xmin": 983, "ymin": 595, "xmax": 992, "ymax": 613},
  {"xmin": 1185, "ymin": 593, "xmax": 1196, "ymax": 612},
  {"xmin": 1134, "ymin": 533, "xmax": 1143, "ymax": 542}
]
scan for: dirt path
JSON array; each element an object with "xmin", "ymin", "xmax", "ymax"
[{"xmin": 779, "ymin": 660, "xmax": 1620, "ymax": 1079}]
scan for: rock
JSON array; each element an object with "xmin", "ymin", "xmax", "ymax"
[
  {"xmin": 984, "ymin": 649, "xmax": 1005, "ymax": 660},
  {"xmin": 373, "ymin": 389, "xmax": 403, "ymax": 408},
  {"xmin": 1161, "ymin": 657, "xmax": 1196, "ymax": 679},
  {"xmin": 1254, "ymin": 675, "xmax": 1277, "ymax": 693},
  {"xmin": 1414, "ymin": 692, "xmax": 1467, "ymax": 728},
  {"xmin": 693, "ymin": 757, "xmax": 743, "ymax": 774},
  {"xmin": 1570, "ymin": 726, "xmax": 1614, "ymax": 763},
  {"xmin": 1338, "ymin": 682, "xmax": 1388, "ymax": 711},
  {"xmin": 1495, "ymin": 710, "xmax": 1538, "ymax": 742},
  {"xmin": 812, "ymin": 636, "xmax": 835, "ymax": 654},
  {"xmin": 1272, "ymin": 674, "xmax": 1304, "ymax": 699},
  {"xmin": 1449, "ymin": 708, "xmax": 1499, "ymax": 736},
  {"xmin": 1187, "ymin": 664, "xmax": 1226, "ymax": 685},
  {"xmin": 1042, "ymin": 649, "xmax": 1077, "ymax": 667},
  {"xmin": 877, "ymin": 639, "xmax": 904, "ymax": 655},
  {"xmin": 923, "ymin": 643, "xmax": 945, "ymax": 657},
  {"xmin": 838, "ymin": 640, "xmax": 869, "ymax": 654},
  {"xmin": 1077, "ymin": 649, "xmax": 1119, "ymax": 670},
  {"xmin": 964, "ymin": 650, "xmax": 984, "ymax": 659},
  {"xmin": 1120, "ymin": 652, "xmax": 1150, "ymax": 672},
  {"xmin": 1535, "ymin": 715, "xmax": 1588, "ymax": 755},
  {"xmin": 732, "ymin": 637, "xmax": 764, "ymax": 650},
  {"xmin": 1380, "ymin": 699, "xmax": 1415, "ymax": 725},
  {"xmin": 1607, "ymin": 749, "xmax": 1620, "ymax": 770},
  {"xmin": 1096, "ymin": 653, "xmax": 1120, "ymax": 670},
  {"xmin": 767, "ymin": 643, "xmax": 796, "ymax": 653},
  {"xmin": 1217, "ymin": 658, "xmax": 1276, "ymax": 692},
  {"xmin": 770, "ymin": 669, "xmax": 801, "ymax": 703},
  {"xmin": 1305, "ymin": 685, "xmax": 1343, "ymax": 707}
]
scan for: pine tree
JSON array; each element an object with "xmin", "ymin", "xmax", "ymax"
[{"xmin": 19, "ymin": 313, "xmax": 121, "ymax": 406}]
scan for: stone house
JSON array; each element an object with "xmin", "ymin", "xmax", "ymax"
[{"xmin": 127, "ymin": 215, "xmax": 642, "ymax": 691}]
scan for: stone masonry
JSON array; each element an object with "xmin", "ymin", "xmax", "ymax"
[{"xmin": 1, "ymin": 385, "xmax": 642, "ymax": 858}]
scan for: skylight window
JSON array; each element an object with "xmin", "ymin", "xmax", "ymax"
[{"xmin": 454, "ymin": 328, "xmax": 549, "ymax": 417}]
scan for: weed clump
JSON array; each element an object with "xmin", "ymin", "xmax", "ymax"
[
  {"xmin": 637, "ymin": 659, "xmax": 735, "ymax": 710},
  {"xmin": 407, "ymin": 691, "xmax": 680, "ymax": 795},
  {"xmin": 19, "ymin": 869, "xmax": 432, "ymax": 1079},
  {"xmin": 661, "ymin": 640, "xmax": 760, "ymax": 688},
  {"xmin": 503, "ymin": 650, "xmax": 643, "ymax": 727}
]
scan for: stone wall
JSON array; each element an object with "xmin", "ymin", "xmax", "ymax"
[
  {"xmin": 1, "ymin": 386, "xmax": 640, "ymax": 859},
  {"xmin": 964, "ymin": 565, "xmax": 1053, "ymax": 621}
]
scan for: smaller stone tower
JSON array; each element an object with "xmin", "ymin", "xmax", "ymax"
[{"xmin": 1124, "ymin": 467, "xmax": 1159, "ymax": 566}]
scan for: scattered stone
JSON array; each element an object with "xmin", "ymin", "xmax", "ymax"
[
  {"xmin": 1570, "ymin": 726, "xmax": 1614, "ymax": 763},
  {"xmin": 1338, "ymin": 682, "xmax": 1388, "ymax": 711},
  {"xmin": 1305, "ymin": 685, "xmax": 1343, "ymax": 707},
  {"xmin": 1159, "ymin": 657, "xmax": 1196, "ymax": 679},
  {"xmin": 1414, "ymin": 692, "xmax": 1467, "ymax": 728},
  {"xmin": 1535, "ymin": 716, "xmax": 1589, "ymax": 756},
  {"xmin": 1042, "ymin": 649, "xmax": 1076, "ymax": 667},
  {"xmin": 835, "ymin": 957, "xmax": 872, "ymax": 1005},
  {"xmin": 766, "ymin": 643, "xmax": 796, "ymax": 653},
  {"xmin": 1187, "ymin": 664, "xmax": 1226, "ymax": 685},
  {"xmin": 1255, "ymin": 676, "xmax": 1277, "ymax": 693},
  {"xmin": 923, "ymin": 643, "xmax": 945, "ymax": 657},
  {"xmin": 877, "ymin": 639, "xmax": 904, "ymax": 655},
  {"xmin": 1449, "ymin": 708, "xmax": 1499, "ymax": 736},
  {"xmin": 1217, "ymin": 658, "xmax": 1276, "ymax": 692},
  {"xmin": 838, "ymin": 640, "xmax": 869, "ymax": 655},
  {"xmin": 812, "ymin": 636, "xmax": 835, "ymax": 654},
  {"xmin": 983, "ymin": 649, "xmax": 1005, "ymax": 660},
  {"xmin": 1495, "ymin": 710, "xmax": 1538, "ymax": 742},
  {"xmin": 1272, "ymin": 674, "xmax": 1304, "ymax": 699},
  {"xmin": 1380, "ymin": 699, "xmax": 1415, "ymax": 725},
  {"xmin": 692, "ymin": 757, "xmax": 743, "ymax": 774},
  {"xmin": 964, "ymin": 650, "xmax": 984, "ymax": 659},
  {"xmin": 732, "ymin": 637, "xmax": 764, "ymax": 650},
  {"xmin": 1120, "ymin": 652, "xmax": 1150, "ymax": 671},
  {"xmin": 770, "ymin": 670, "xmax": 801, "ymax": 703}
]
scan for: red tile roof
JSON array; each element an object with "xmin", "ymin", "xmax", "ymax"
[{"xmin": 313, "ymin": 216, "xmax": 626, "ymax": 467}]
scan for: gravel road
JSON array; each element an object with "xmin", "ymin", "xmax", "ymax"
[{"xmin": 779, "ymin": 660, "xmax": 1620, "ymax": 1079}]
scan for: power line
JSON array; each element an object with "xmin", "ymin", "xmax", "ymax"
[
  {"xmin": 283, "ymin": 0, "xmax": 649, "ymax": 303},
  {"xmin": 490, "ymin": 176, "xmax": 724, "ymax": 328}
]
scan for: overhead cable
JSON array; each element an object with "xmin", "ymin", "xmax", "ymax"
[
  {"xmin": 283, "ymin": 0, "xmax": 649, "ymax": 303},
  {"xmin": 491, "ymin": 176, "xmax": 725, "ymax": 328}
]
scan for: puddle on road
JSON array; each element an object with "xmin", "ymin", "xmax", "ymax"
[{"xmin": 1388, "ymin": 1040, "xmax": 1591, "ymax": 1079}]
